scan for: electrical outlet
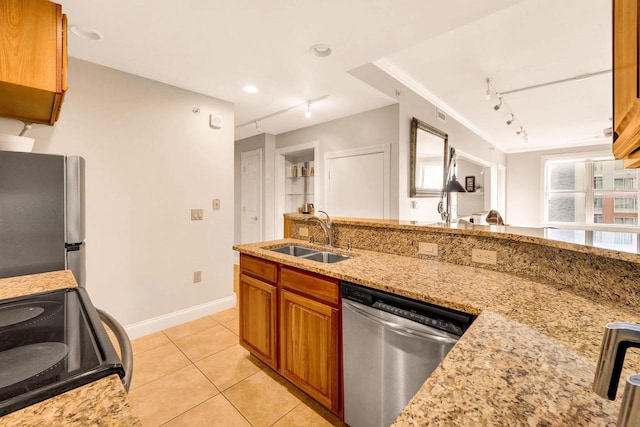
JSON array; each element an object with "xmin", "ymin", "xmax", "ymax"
[
  {"xmin": 191, "ymin": 209, "xmax": 203, "ymax": 220},
  {"xmin": 471, "ymin": 249, "xmax": 497, "ymax": 265},
  {"xmin": 193, "ymin": 271, "xmax": 202, "ymax": 283},
  {"xmin": 299, "ymin": 227, "xmax": 309, "ymax": 237},
  {"xmin": 418, "ymin": 242, "xmax": 438, "ymax": 256}
]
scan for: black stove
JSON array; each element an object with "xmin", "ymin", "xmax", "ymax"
[{"xmin": 0, "ymin": 288, "xmax": 124, "ymax": 416}]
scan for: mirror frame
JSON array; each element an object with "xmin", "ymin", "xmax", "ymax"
[{"xmin": 410, "ymin": 117, "xmax": 449, "ymax": 197}]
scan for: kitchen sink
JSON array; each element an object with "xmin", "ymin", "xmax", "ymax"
[
  {"xmin": 269, "ymin": 245, "xmax": 351, "ymax": 263},
  {"xmin": 270, "ymin": 245, "xmax": 318, "ymax": 257}
]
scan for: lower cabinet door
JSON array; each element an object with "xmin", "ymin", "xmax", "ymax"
[
  {"xmin": 280, "ymin": 289, "xmax": 340, "ymax": 414},
  {"xmin": 239, "ymin": 273, "xmax": 277, "ymax": 369}
]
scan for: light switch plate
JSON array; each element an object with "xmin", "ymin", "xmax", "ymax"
[
  {"xmin": 193, "ymin": 271, "xmax": 202, "ymax": 283},
  {"xmin": 212, "ymin": 199, "xmax": 221, "ymax": 210},
  {"xmin": 191, "ymin": 209, "xmax": 203, "ymax": 220},
  {"xmin": 418, "ymin": 242, "xmax": 438, "ymax": 256}
]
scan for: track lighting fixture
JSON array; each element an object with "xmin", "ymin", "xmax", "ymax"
[
  {"xmin": 305, "ymin": 103, "xmax": 311, "ymax": 118},
  {"xmin": 235, "ymin": 95, "xmax": 329, "ymax": 131},
  {"xmin": 486, "ymin": 77, "xmax": 528, "ymax": 144},
  {"xmin": 506, "ymin": 114, "xmax": 514, "ymax": 126}
]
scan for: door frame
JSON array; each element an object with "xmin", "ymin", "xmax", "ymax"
[
  {"xmin": 275, "ymin": 141, "xmax": 320, "ymax": 238},
  {"xmin": 324, "ymin": 144, "xmax": 391, "ymax": 219},
  {"xmin": 241, "ymin": 148, "xmax": 263, "ymax": 243}
]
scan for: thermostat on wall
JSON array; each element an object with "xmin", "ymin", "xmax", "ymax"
[{"xmin": 209, "ymin": 114, "xmax": 223, "ymax": 130}]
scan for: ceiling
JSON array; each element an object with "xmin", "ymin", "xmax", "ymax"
[{"xmin": 59, "ymin": 0, "xmax": 610, "ymax": 153}]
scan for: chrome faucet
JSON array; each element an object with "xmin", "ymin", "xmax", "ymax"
[
  {"xmin": 303, "ymin": 210, "xmax": 332, "ymax": 247},
  {"xmin": 593, "ymin": 322, "xmax": 640, "ymax": 427}
]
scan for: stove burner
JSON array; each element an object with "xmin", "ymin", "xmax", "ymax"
[
  {"xmin": 0, "ymin": 301, "xmax": 62, "ymax": 329},
  {"xmin": 0, "ymin": 342, "xmax": 69, "ymax": 388}
]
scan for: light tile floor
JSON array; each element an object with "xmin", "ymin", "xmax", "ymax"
[{"xmin": 126, "ymin": 308, "xmax": 346, "ymax": 427}]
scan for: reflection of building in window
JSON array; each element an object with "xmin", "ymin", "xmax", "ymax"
[{"xmin": 594, "ymin": 214, "xmax": 603, "ymax": 223}]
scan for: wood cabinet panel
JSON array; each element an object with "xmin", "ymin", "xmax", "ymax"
[
  {"xmin": 612, "ymin": 0, "xmax": 640, "ymax": 165},
  {"xmin": 240, "ymin": 254, "xmax": 278, "ymax": 284},
  {"xmin": 0, "ymin": 0, "xmax": 67, "ymax": 124},
  {"xmin": 239, "ymin": 273, "xmax": 277, "ymax": 369},
  {"xmin": 280, "ymin": 289, "xmax": 340, "ymax": 413},
  {"xmin": 281, "ymin": 266, "xmax": 339, "ymax": 305}
]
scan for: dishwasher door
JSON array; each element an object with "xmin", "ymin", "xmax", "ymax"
[{"xmin": 342, "ymin": 298, "xmax": 460, "ymax": 427}]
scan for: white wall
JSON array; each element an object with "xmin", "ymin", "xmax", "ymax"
[
  {"xmin": 505, "ymin": 144, "xmax": 611, "ymax": 227},
  {"xmin": 0, "ymin": 58, "xmax": 235, "ymax": 335},
  {"xmin": 351, "ymin": 64, "xmax": 506, "ymax": 223}
]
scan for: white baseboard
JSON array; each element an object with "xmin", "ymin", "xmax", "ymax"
[{"xmin": 124, "ymin": 294, "xmax": 237, "ymax": 339}]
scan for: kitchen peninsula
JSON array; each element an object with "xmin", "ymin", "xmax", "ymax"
[
  {"xmin": 235, "ymin": 215, "xmax": 640, "ymax": 425},
  {"xmin": 0, "ymin": 271, "xmax": 140, "ymax": 426}
]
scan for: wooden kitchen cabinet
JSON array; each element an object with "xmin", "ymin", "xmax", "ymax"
[
  {"xmin": 0, "ymin": 0, "xmax": 68, "ymax": 125},
  {"xmin": 612, "ymin": 0, "xmax": 640, "ymax": 168},
  {"xmin": 280, "ymin": 266, "xmax": 341, "ymax": 416},
  {"xmin": 280, "ymin": 289, "xmax": 340, "ymax": 413},
  {"xmin": 239, "ymin": 255, "xmax": 278, "ymax": 369}
]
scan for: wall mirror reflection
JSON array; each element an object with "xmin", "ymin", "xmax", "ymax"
[{"xmin": 410, "ymin": 117, "xmax": 448, "ymax": 197}]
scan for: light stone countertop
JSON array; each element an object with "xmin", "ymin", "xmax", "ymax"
[
  {"xmin": 0, "ymin": 271, "xmax": 141, "ymax": 426},
  {"xmin": 234, "ymin": 238, "xmax": 640, "ymax": 426}
]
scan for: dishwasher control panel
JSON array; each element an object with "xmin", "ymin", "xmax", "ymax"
[{"xmin": 341, "ymin": 281, "xmax": 475, "ymax": 336}]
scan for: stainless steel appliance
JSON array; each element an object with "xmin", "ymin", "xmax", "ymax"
[
  {"xmin": 0, "ymin": 151, "xmax": 85, "ymax": 286},
  {"xmin": 0, "ymin": 288, "xmax": 124, "ymax": 416},
  {"xmin": 341, "ymin": 281, "xmax": 474, "ymax": 427}
]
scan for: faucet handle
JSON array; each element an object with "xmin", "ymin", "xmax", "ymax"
[
  {"xmin": 593, "ymin": 323, "xmax": 640, "ymax": 400},
  {"xmin": 618, "ymin": 374, "xmax": 640, "ymax": 427}
]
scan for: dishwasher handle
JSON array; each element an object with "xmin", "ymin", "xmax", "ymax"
[{"xmin": 343, "ymin": 299, "xmax": 460, "ymax": 345}]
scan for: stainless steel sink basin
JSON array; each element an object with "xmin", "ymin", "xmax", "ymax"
[
  {"xmin": 270, "ymin": 245, "xmax": 317, "ymax": 257},
  {"xmin": 269, "ymin": 245, "xmax": 351, "ymax": 263},
  {"xmin": 302, "ymin": 251, "xmax": 351, "ymax": 264}
]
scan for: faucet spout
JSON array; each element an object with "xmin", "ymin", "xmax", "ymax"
[
  {"xmin": 303, "ymin": 215, "xmax": 332, "ymax": 247},
  {"xmin": 593, "ymin": 322, "xmax": 640, "ymax": 427}
]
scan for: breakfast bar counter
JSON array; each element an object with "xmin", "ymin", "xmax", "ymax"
[{"xmin": 235, "ymin": 238, "xmax": 640, "ymax": 426}]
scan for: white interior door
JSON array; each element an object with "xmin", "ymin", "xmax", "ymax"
[
  {"xmin": 325, "ymin": 145, "xmax": 390, "ymax": 219},
  {"xmin": 241, "ymin": 149, "xmax": 262, "ymax": 243}
]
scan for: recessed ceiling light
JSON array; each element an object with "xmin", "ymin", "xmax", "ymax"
[
  {"xmin": 243, "ymin": 85, "xmax": 259, "ymax": 93},
  {"xmin": 69, "ymin": 25, "xmax": 103, "ymax": 41},
  {"xmin": 310, "ymin": 44, "xmax": 332, "ymax": 58}
]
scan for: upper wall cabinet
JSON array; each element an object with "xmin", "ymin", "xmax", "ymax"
[
  {"xmin": 613, "ymin": 0, "xmax": 640, "ymax": 168},
  {"xmin": 0, "ymin": 0, "xmax": 67, "ymax": 125}
]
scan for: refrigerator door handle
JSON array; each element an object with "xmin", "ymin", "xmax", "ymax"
[{"xmin": 65, "ymin": 156, "xmax": 85, "ymax": 244}]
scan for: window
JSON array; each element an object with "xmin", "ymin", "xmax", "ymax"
[
  {"xmin": 544, "ymin": 158, "xmax": 640, "ymax": 227},
  {"xmin": 614, "ymin": 198, "xmax": 637, "ymax": 211}
]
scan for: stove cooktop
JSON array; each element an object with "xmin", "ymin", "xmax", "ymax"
[{"xmin": 0, "ymin": 288, "xmax": 124, "ymax": 416}]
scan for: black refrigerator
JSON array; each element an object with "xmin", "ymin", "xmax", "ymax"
[{"xmin": 0, "ymin": 151, "xmax": 85, "ymax": 286}]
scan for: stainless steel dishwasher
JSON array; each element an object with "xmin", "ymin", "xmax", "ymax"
[{"xmin": 341, "ymin": 281, "xmax": 474, "ymax": 427}]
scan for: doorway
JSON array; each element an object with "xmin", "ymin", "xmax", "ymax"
[{"xmin": 240, "ymin": 148, "xmax": 263, "ymax": 244}]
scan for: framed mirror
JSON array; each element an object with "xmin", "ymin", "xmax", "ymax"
[{"xmin": 410, "ymin": 117, "xmax": 448, "ymax": 197}]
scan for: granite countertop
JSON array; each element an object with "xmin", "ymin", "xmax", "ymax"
[
  {"xmin": 0, "ymin": 271, "xmax": 141, "ymax": 426},
  {"xmin": 234, "ymin": 238, "xmax": 640, "ymax": 426},
  {"xmin": 285, "ymin": 213, "xmax": 640, "ymax": 262}
]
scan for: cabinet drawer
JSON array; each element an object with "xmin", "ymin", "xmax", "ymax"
[
  {"xmin": 240, "ymin": 254, "xmax": 277, "ymax": 284},
  {"xmin": 281, "ymin": 267, "xmax": 339, "ymax": 305}
]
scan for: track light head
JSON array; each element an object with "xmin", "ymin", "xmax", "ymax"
[
  {"xmin": 305, "ymin": 103, "xmax": 311, "ymax": 118},
  {"xmin": 516, "ymin": 127, "xmax": 524, "ymax": 136},
  {"xmin": 494, "ymin": 98, "xmax": 502, "ymax": 111},
  {"xmin": 485, "ymin": 78, "xmax": 491, "ymax": 100},
  {"xmin": 506, "ymin": 113, "xmax": 514, "ymax": 126}
]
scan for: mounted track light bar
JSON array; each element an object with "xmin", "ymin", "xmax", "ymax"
[
  {"xmin": 235, "ymin": 95, "xmax": 329, "ymax": 128},
  {"xmin": 500, "ymin": 69, "xmax": 611, "ymax": 96}
]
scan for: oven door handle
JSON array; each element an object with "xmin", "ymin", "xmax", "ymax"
[
  {"xmin": 343, "ymin": 299, "xmax": 459, "ymax": 344},
  {"xmin": 97, "ymin": 309, "xmax": 133, "ymax": 392}
]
